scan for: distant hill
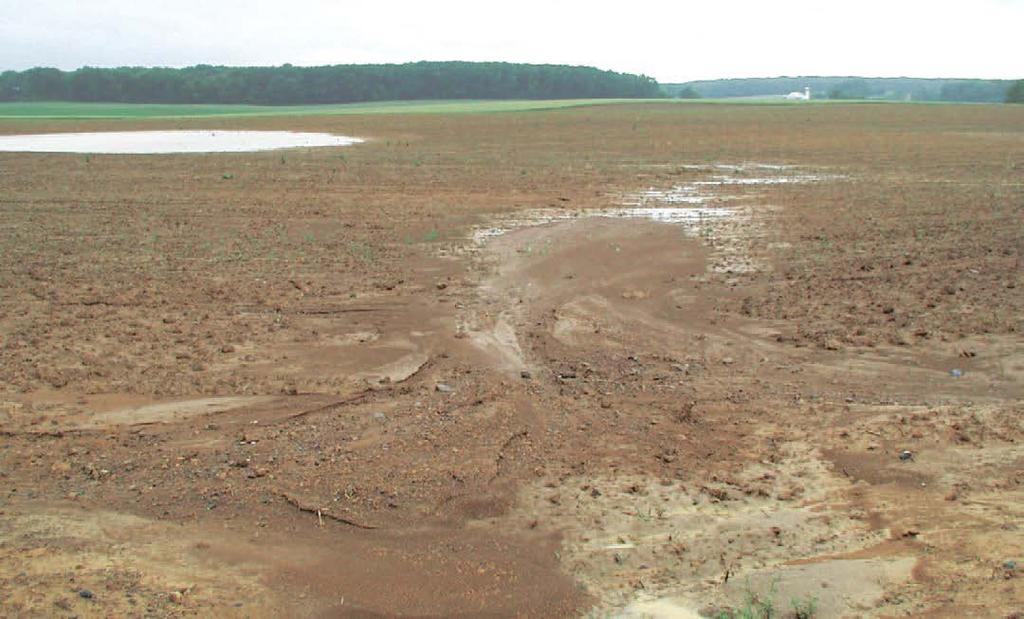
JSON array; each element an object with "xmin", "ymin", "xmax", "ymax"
[
  {"xmin": 0, "ymin": 62, "xmax": 663, "ymax": 105},
  {"xmin": 662, "ymin": 77, "xmax": 1019, "ymax": 103}
]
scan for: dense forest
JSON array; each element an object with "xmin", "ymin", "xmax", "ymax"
[
  {"xmin": 1007, "ymin": 80, "xmax": 1024, "ymax": 103},
  {"xmin": 0, "ymin": 62, "xmax": 662, "ymax": 104},
  {"xmin": 664, "ymin": 77, "xmax": 1020, "ymax": 103}
]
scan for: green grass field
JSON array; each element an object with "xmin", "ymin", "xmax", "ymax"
[
  {"xmin": 0, "ymin": 99, "xmax": 671, "ymax": 119},
  {"xmin": 0, "ymin": 97, "xmax": 913, "ymax": 120}
]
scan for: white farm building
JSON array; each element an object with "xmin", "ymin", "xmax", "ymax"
[{"xmin": 785, "ymin": 87, "xmax": 811, "ymax": 101}]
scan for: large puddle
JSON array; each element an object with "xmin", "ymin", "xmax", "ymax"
[
  {"xmin": 0, "ymin": 130, "xmax": 363, "ymax": 154},
  {"xmin": 469, "ymin": 164, "xmax": 842, "ymax": 245},
  {"xmin": 461, "ymin": 164, "xmax": 842, "ymax": 277}
]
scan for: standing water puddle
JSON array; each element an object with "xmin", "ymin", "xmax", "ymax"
[
  {"xmin": 472, "ymin": 206, "xmax": 730, "ymax": 244},
  {"xmin": 0, "ymin": 130, "xmax": 363, "ymax": 154},
  {"xmin": 470, "ymin": 164, "xmax": 840, "ymax": 245},
  {"xmin": 465, "ymin": 164, "xmax": 844, "ymax": 275}
]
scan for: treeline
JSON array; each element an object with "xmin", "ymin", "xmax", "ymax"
[
  {"xmin": 0, "ymin": 62, "xmax": 662, "ymax": 104},
  {"xmin": 1007, "ymin": 81, "xmax": 1024, "ymax": 103},
  {"xmin": 665, "ymin": 77, "xmax": 1021, "ymax": 103}
]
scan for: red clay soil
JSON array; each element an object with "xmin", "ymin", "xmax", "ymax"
[{"xmin": 0, "ymin": 103, "xmax": 1021, "ymax": 617}]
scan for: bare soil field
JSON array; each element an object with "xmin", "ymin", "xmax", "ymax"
[{"xmin": 1, "ymin": 103, "xmax": 1022, "ymax": 617}]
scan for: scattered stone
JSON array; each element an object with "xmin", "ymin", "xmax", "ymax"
[
  {"xmin": 247, "ymin": 467, "xmax": 269, "ymax": 479},
  {"xmin": 721, "ymin": 357, "xmax": 735, "ymax": 366},
  {"xmin": 78, "ymin": 589, "xmax": 94, "ymax": 599},
  {"xmin": 899, "ymin": 450, "xmax": 914, "ymax": 461},
  {"xmin": 435, "ymin": 383, "xmax": 453, "ymax": 393},
  {"xmin": 372, "ymin": 412, "xmax": 388, "ymax": 422},
  {"xmin": 220, "ymin": 344, "xmax": 236, "ymax": 353},
  {"xmin": 520, "ymin": 370, "xmax": 532, "ymax": 380},
  {"xmin": 950, "ymin": 368, "xmax": 963, "ymax": 378}
]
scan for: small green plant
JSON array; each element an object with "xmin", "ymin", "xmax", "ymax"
[
  {"xmin": 715, "ymin": 579, "xmax": 817, "ymax": 619},
  {"xmin": 222, "ymin": 172, "xmax": 234, "ymax": 180},
  {"xmin": 716, "ymin": 578, "xmax": 777, "ymax": 619},
  {"xmin": 348, "ymin": 241, "xmax": 375, "ymax": 263},
  {"xmin": 790, "ymin": 595, "xmax": 817, "ymax": 619}
]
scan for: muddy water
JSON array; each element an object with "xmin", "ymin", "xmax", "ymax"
[
  {"xmin": 470, "ymin": 164, "xmax": 837, "ymax": 245},
  {"xmin": 0, "ymin": 130, "xmax": 362, "ymax": 153}
]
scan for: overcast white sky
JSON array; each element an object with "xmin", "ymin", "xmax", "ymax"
[{"xmin": 2, "ymin": 0, "xmax": 1021, "ymax": 81}]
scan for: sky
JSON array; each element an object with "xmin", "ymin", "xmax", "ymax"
[{"xmin": 2, "ymin": 0, "xmax": 1022, "ymax": 82}]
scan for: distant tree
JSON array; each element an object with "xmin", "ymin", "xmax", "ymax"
[
  {"xmin": 674, "ymin": 86, "xmax": 700, "ymax": 99},
  {"xmin": 0, "ymin": 62, "xmax": 663, "ymax": 105},
  {"xmin": 939, "ymin": 80, "xmax": 1007, "ymax": 103},
  {"xmin": 828, "ymin": 78, "xmax": 871, "ymax": 100},
  {"xmin": 1007, "ymin": 80, "xmax": 1024, "ymax": 103}
]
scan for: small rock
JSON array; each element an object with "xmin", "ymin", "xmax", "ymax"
[
  {"xmin": 435, "ymin": 383, "xmax": 453, "ymax": 393},
  {"xmin": 721, "ymin": 357, "xmax": 735, "ymax": 366},
  {"xmin": 1004, "ymin": 560, "xmax": 1018, "ymax": 571},
  {"xmin": 950, "ymin": 368, "xmax": 963, "ymax": 378},
  {"xmin": 220, "ymin": 344, "xmax": 236, "ymax": 354},
  {"xmin": 79, "ymin": 589, "xmax": 94, "ymax": 599},
  {"xmin": 899, "ymin": 450, "xmax": 914, "ymax": 461},
  {"xmin": 520, "ymin": 370, "xmax": 532, "ymax": 380},
  {"xmin": 169, "ymin": 590, "xmax": 184, "ymax": 604},
  {"xmin": 372, "ymin": 412, "xmax": 388, "ymax": 422}
]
